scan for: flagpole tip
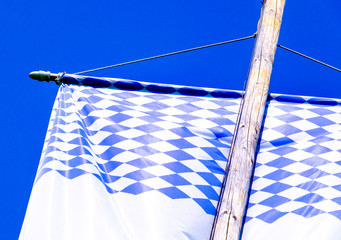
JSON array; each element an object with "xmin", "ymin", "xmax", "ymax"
[{"xmin": 29, "ymin": 71, "xmax": 52, "ymax": 82}]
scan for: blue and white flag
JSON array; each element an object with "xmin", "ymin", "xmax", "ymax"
[
  {"xmin": 21, "ymin": 75, "xmax": 341, "ymax": 240},
  {"xmin": 20, "ymin": 75, "xmax": 242, "ymax": 240},
  {"xmin": 242, "ymin": 95, "xmax": 341, "ymax": 240}
]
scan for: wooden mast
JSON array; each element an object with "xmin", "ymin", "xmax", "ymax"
[{"xmin": 211, "ymin": 0, "xmax": 286, "ymax": 239}]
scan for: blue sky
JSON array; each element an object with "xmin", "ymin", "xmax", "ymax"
[{"xmin": 1, "ymin": 0, "xmax": 340, "ymax": 238}]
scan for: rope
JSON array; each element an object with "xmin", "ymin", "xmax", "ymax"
[
  {"xmin": 278, "ymin": 44, "xmax": 341, "ymax": 73},
  {"xmin": 73, "ymin": 34, "xmax": 256, "ymax": 75}
]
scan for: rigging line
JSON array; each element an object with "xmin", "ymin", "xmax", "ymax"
[
  {"xmin": 277, "ymin": 44, "xmax": 341, "ymax": 73},
  {"xmin": 73, "ymin": 34, "xmax": 256, "ymax": 75}
]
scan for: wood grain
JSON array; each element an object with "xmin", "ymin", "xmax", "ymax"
[{"xmin": 211, "ymin": 1, "xmax": 286, "ymax": 239}]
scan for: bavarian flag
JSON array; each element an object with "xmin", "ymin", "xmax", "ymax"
[{"xmin": 20, "ymin": 75, "xmax": 341, "ymax": 240}]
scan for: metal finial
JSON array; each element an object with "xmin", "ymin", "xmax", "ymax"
[{"xmin": 29, "ymin": 71, "xmax": 64, "ymax": 84}]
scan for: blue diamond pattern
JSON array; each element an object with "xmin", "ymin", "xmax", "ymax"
[
  {"xmin": 265, "ymin": 157, "xmax": 295, "ymax": 168},
  {"xmin": 295, "ymin": 193, "xmax": 325, "ymax": 203},
  {"xmin": 245, "ymin": 94, "xmax": 341, "ymax": 225},
  {"xmin": 37, "ymin": 76, "xmax": 341, "ymax": 223},
  {"xmin": 259, "ymin": 195, "xmax": 291, "ymax": 208},
  {"xmin": 262, "ymin": 182, "xmax": 292, "ymax": 194},
  {"xmin": 263, "ymin": 169, "xmax": 294, "ymax": 181},
  {"xmin": 257, "ymin": 209, "xmax": 287, "ymax": 223},
  {"xmin": 292, "ymin": 206, "xmax": 325, "ymax": 218},
  {"xmin": 36, "ymin": 82, "xmax": 241, "ymax": 215}
]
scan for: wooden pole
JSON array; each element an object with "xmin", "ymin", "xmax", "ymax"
[{"xmin": 211, "ymin": 0, "xmax": 286, "ymax": 239}]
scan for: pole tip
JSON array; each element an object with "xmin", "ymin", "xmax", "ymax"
[{"xmin": 29, "ymin": 71, "xmax": 51, "ymax": 82}]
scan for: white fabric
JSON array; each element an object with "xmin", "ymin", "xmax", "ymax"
[
  {"xmin": 20, "ymin": 83, "xmax": 240, "ymax": 240},
  {"xmin": 242, "ymin": 96, "xmax": 341, "ymax": 240}
]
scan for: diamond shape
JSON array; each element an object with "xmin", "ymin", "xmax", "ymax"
[
  {"xmin": 308, "ymin": 116, "xmax": 336, "ymax": 127},
  {"xmin": 299, "ymin": 168, "xmax": 329, "ymax": 179},
  {"xmin": 292, "ymin": 205, "xmax": 324, "ymax": 218},
  {"xmin": 131, "ymin": 146, "xmax": 161, "ymax": 156},
  {"xmin": 296, "ymin": 180, "xmax": 328, "ymax": 191},
  {"xmin": 263, "ymin": 169, "xmax": 294, "ymax": 181},
  {"xmin": 174, "ymin": 103, "xmax": 201, "ymax": 113},
  {"xmin": 141, "ymin": 101, "xmax": 169, "ymax": 111},
  {"xmin": 275, "ymin": 104, "xmax": 302, "ymax": 113},
  {"xmin": 303, "ymin": 145, "xmax": 332, "ymax": 155},
  {"xmin": 256, "ymin": 209, "xmax": 287, "ymax": 223},
  {"xmin": 160, "ymin": 174, "xmax": 191, "ymax": 186},
  {"xmin": 265, "ymin": 157, "xmax": 295, "ymax": 168},
  {"xmin": 306, "ymin": 128, "xmax": 330, "ymax": 137},
  {"xmin": 311, "ymin": 136, "xmax": 335, "ymax": 144},
  {"xmin": 273, "ymin": 124, "xmax": 302, "ymax": 136},
  {"xmin": 110, "ymin": 112, "xmax": 133, "ymax": 123},
  {"xmin": 56, "ymin": 168, "xmax": 88, "ymax": 180},
  {"xmin": 275, "ymin": 113, "xmax": 303, "ymax": 123},
  {"xmin": 262, "ymin": 182, "xmax": 292, "ymax": 194},
  {"xmin": 301, "ymin": 156, "xmax": 331, "ymax": 167},
  {"xmin": 269, "ymin": 146, "xmax": 298, "ymax": 156},
  {"xmin": 259, "ymin": 195, "xmax": 290, "ymax": 208},
  {"xmin": 132, "ymin": 134, "xmax": 161, "ymax": 144},
  {"xmin": 269, "ymin": 137, "xmax": 295, "ymax": 148},
  {"xmin": 294, "ymin": 193, "xmax": 325, "ymax": 203},
  {"xmin": 121, "ymin": 182, "xmax": 154, "ymax": 194},
  {"xmin": 163, "ymin": 162, "xmax": 194, "ymax": 173}
]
